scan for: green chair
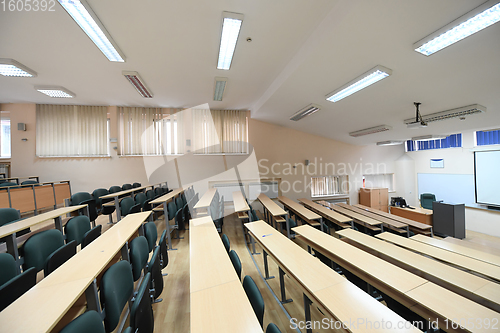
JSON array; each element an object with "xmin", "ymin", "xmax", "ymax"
[
  {"xmin": 129, "ymin": 236, "xmax": 150, "ymax": 281},
  {"xmin": 148, "ymin": 246, "xmax": 163, "ymax": 302},
  {"xmin": 92, "ymin": 188, "xmax": 116, "ymax": 224},
  {"xmin": 60, "ymin": 310, "xmax": 106, "ymax": 333},
  {"xmin": 420, "ymin": 193, "xmax": 437, "ymax": 210},
  {"xmin": 0, "ymin": 266, "xmax": 36, "ymax": 311},
  {"xmin": 81, "ymin": 225, "xmax": 102, "ymax": 249},
  {"xmin": 229, "ymin": 250, "xmax": 242, "ymax": 280},
  {"xmin": 120, "ymin": 197, "xmax": 141, "ymax": 217},
  {"xmin": 174, "ymin": 208, "xmax": 184, "ymax": 238},
  {"xmin": 132, "ymin": 182, "xmax": 142, "ymax": 188},
  {"xmin": 0, "ymin": 208, "xmax": 30, "ymax": 241},
  {"xmin": 145, "ymin": 190, "xmax": 155, "ymax": 200},
  {"xmin": 108, "ymin": 186, "xmax": 122, "ymax": 194},
  {"xmin": 135, "ymin": 192, "xmax": 148, "ymax": 210},
  {"xmin": 23, "ymin": 229, "xmax": 64, "ymax": 272},
  {"xmin": 0, "ymin": 253, "xmax": 18, "ymax": 287},
  {"xmin": 65, "ymin": 215, "xmax": 91, "ymax": 245},
  {"xmin": 44, "ymin": 240, "xmax": 77, "ymax": 276},
  {"xmin": 130, "ymin": 273, "xmax": 154, "ymax": 333},
  {"xmin": 243, "ymin": 275, "xmax": 265, "ymax": 327},
  {"xmin": 144, "ymin": 222, "xmax": 158, "ymax": 253},
  {"xmin": 167, "ymin": 201, "xmax": 177, "ymax": 221},
  {"xmin": 122, "ymin": 184, "xmax": 133, "ymax": 191},
  {"xmin": 154, "ymin": 187, "xmax": 163, "ymax": 198},
  {"xmin": 221, "ymin": 234, "xmax": 230, "ymax": 253},
  {"xmin": 159, "ymin": 230, "xmax": 169, "ymax": 275},
  {"xmin": 70, "ymin": 192, "xmax": 98, "ymax": 227},
  {"xmin": 0, "ymin": 182, "xmax": 18, "ymax": 188},
  {"xmin": 21, "ymin": 180, "xmax": 38, "ymax": 186},
  {"xmin": 266, "ymin": 323, "xmax": 282, "ymax": 333},
  {"xmin": 100, "ymin": 261, "xmax": 134, "ymax": 332}
]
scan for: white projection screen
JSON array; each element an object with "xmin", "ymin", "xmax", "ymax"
[{"xmin": 474, "ymin": 150, "xmax": 500, "ymax": 206}]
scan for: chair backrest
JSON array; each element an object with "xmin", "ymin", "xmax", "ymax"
[
  {"xmin": 420, "ymin": 193, "xmax": 436, "ymax": 209},
  {"xmin": 135, "ymin": 193, "xmax": 147, "ymax": 209},
  {"xmin": 23, "ymin": 229, "xmax": 65, "ymax": 272},
  {"xmin": 132, "ymin": 182, "xmax": 142, "ymax": 188},
  {"xmin": 44, "ymin": 240, "xmax": 77, "ymax": 276},
  {"xmin": 145, "ymin": 190, "xmax": 155, "ymax": 200},
  {"xmin": 60, "ymin": 310, "xmax": 106, "ymax": 333},
  {"xmin": 148, "ymin": 246, "xmax": 163, "ymax": 299},
  {"xmin": 175, "ymin": 196, "xmax": 183, "ymax": 212},
  {"xmin": 122, "ymin": 184, "xmax": 133, "ymax": 191},
  {"xmin": 161, "ymin": 186, "xmax": 169, "ymax": 194},
  {"xmin": 183, "ymin": 204, "xmax": 190, "ymax": 222},
  {"xmin": 266, "ymin": 323, "xmax": 282, "ymax": 333},
  {"xmin": 0, "ymin": 253, "xmax": 18, "ymax": 287},
  {"xmin": 21, "ymin": 180, "xmax": 38, "ymax": 186},
  {"xmin": 0, "ymin": 267, "xmax": 36, "ymax": 312},
  {"xmin": 70, "ymin": 192, "xmax": 92, "ymax": 205},
  {"xmin": 0, "ymin": 208, "xmax": 20, "ymax": 227},
  {"xmin": 0, "ymin": 182, "xmax": 18, "ymax": 188},
  {"xmin": 167, "ymin": 201, "xmax": 177, "ymax": 221},
  {"xmin": 109, "ymin": 186, "xmax": 122, "ymax": 194},
  {"xmin": 159, "ymin": 230, "xmax": 168, "ymax": 270},
  {"xmin": 130, "ymin": 273, "xmax": 154, "ymax": 333},
  {"xmin": 92, "ymin": 188, "xmax": 109, "ymax": 207},
  {"xmin": 120, "ymin": 197, "xmax": 137, "ymax": 217},
  {"xmin": 287, "ymin": 217, "xmax": 297, "ymax": 229},
  {"xmin": 229, "ymin": 250, "xmax": 241, "ymax": 280},
  {"xmin": 65, "ymin": 215, "xmax": 91, "ymax": 245},
  {"xmin": 81, "ymin": 225, "xmax": 102, "ymax": 249},
  {"xmin": 175, "ymin": 208, "xmax": 184, "ymax": 230},
  {"xmin": 100, "ymin": 261, "xmax": 134, "ymax": 332},
  {"xmin": 154, "ymin": 187, "xmax": 163, "ymax": 197},
  {"xmin": 129, "ymin": 236, "xmax": 150, "ymax": 281},
  {"xmin": 221, "ymin": 234, "xmax": 230, "ymax": 253},
  {"xmin": 181, "ymin": 193, "xmax": 187, "ymax": 206},
  {"xmin": 243, "ymin": 275, "xmax": 265, "ymax": 327},
  {"xmin": 144, "ymin": 222, "xmax": 158, "ymax": 253}
]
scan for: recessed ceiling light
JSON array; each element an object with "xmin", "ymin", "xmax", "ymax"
[
  {"xmin": 290, "ymin": 104, "xmax": 321, "ymax": 121},
  {"xmin": 414, "ymin": 0, "xmax": 500, "ymax": 56},
  {"xmin": 214, "ymin": 77, "xmax": 228, "ymax": 101},
  {"xmin": 58, "ymin": 0, "xmax": 125, "ymax": 62},
  {"xmin": 0, "ymin": 58, "xmax": 37, "ymax": 77},
  {"xmin": 411, "ymin": 135, "xmax": 446, "ymax": 141},
  {"xmin": 376, "ymin": 140, "xmax": 404, "ymax": 146},
  {"xmin": 217, "ymin": 12, "xmax": 244, "ymax": 70},
  {"xmin": 35, "ymin": 86, "xmax": 75, "ymax": 98},
  {"xmin": 349, "ymin": 125, "xmax": 392, "ymax": 137},
  {"xmin": 326, "ymin": 65, "xmax": 392, "ymax": 103},
  {"xmin": 123, "ymin": 71, "xmax": 153, "ymax": 98}
]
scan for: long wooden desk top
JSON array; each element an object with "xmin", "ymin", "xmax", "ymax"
[
  {"xmin": 257, "ymin": 193, "xmax": 287, "ymax": 217},
  {"xmin": 338, "ymin": 229, "xmax": 500, "ymax": 314},
  {"xmin": 149, "ymin": 187, "xmax": 184, "ymax": 205},
  {"xmin": 99, "ymin": 184, "xmax": 155, "ymax": 199},
  {"xmin": 193, "ymin": 188, "xmax": 217, "ymax": 209},
  {"xmin": 444, "ymin": 237, "xmax": 500, "ymax": 257},
  {"xmin": 354, "ymin": 204, "xmax": 432, "ymax": 231},
  {"xmin": 298, "ymin": 198, "xmax": 352, "ymax": 226},
  {"xmin": 277, "ymin": 196, "xmax": 321, "ymax": 221},
  {"xmin": 323, "ymin": 202, "xmax": 381, "ymax": 227},
  {"xmin": 246, "ymin": 221, "xmax": 421, "ymax": 333},
  {"xmin": 0, "ymin": 211, "xmax": 152, "ymax": 333},
  {"xmin": 0, "ymin": 205, "xmax": 87, "ymax": 238},
  {"xmin": 377, "ymin": 232, "xmax": 500, "ymax": 282},
  {"xmin": 232, "ymin": 191, "xmax": 250, "ymax": 213},
  {"xmin": 190, "ymin": 216, "xmax": 262, "ymax": 333},
  {"xmin": 411, "ymin": 234, "xmax": 500, "ymax": 268},
  {"xmin": 337, "ymin": 203, "xmax": 407, "ymax": 229}
]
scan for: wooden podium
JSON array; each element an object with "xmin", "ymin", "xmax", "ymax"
[{"xmin": 432, "ymin": 201, "xmax": 465, "ymax": 239}]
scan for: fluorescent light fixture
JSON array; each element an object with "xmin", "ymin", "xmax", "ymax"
[
  {"xmin": 290, "ymin": 104, "xmax": 321, "ymax": 121},
  {"xmin": 214, "ymin": 77, "xmax": 228, "ymax": 101},
  {"xmin": 123, "ymin": 71, "xmax": 153, "ymax": 98},
  {"xmin": 407, "ymin": 122, "xmax": 428, "ymax": 129},
  {"xmin": 0, "ymin": 59, "xmax": 37, "ymax": 77},
  {"xmin": 404, "ymin": 104, "xmax": 486, "ymax": 124},
  {"xmin": 377, "ymin": 140, "xmax": 404, "ymax": 146},
  {"xmin": 326, "ymin": 65, "xmax": 392, "ymax": 103},
  {"xmin": 35, "ymin": 86, "xmax": 75, "ymax": 98},
  {"xmin": 217, "ymin": 12, "xmax": 244, "ymax": 70},
  {"xmin": 411, "ymin": 135, "xmax": 446, "ymax": 141},
  {"xmin": 349, "ymin": 125, "xmax": 392, "ymax": 137},
  {"xmin": 414, "ymin": 0, "xmax": 500, "ymax": 56},
  {"xmin": 58, "ymin": 0, "xmax": 125, "ymax": 62}
]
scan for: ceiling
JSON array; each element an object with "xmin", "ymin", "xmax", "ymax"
[{"xmin": 1, "ymin": 0, "xmax": 499, "ymax": 145}]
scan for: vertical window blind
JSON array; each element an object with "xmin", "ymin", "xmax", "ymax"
[
  {"xmin": 406, "ymin": 134, "xmax": 462, "ymax": 151},
  {"xmin": 311, "ymin": 175, "xmax": 349, "ymax": 197},
  {"xmin": 0, "ymin": 112, "xmax": 11, "ymax": 158},
  {"xmin": 36, "ymin": 104, "xmax": 108, "ymax": 157},
  {"xmin": 476, "ymin": 130, "xmax": 500, "ymax": 146}
]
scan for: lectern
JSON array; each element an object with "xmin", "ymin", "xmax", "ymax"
[{"xmin": 432, "ymin": 201, "xmax": 465, "ymax": 238}]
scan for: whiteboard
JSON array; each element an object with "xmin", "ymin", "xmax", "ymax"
[{"xmin": 417, "ymin": 173, "xmax": 475, "ymax": 205}]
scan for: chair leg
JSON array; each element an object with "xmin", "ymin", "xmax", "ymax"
[{"xmin": 108, "ymin": 214, "xmax": 113, "ymax": 224}]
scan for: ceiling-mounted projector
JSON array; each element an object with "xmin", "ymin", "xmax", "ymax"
[{"xmin": 407, "ymin": 102, "xmax": 428, "ymax": 129}]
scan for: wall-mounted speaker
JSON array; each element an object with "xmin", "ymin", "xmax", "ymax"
[
  {"xmin": 18, "ymin": 123, "xmax": 26, "ymax": 131},
  {"xmin": 305, "ymin": 159, "xmax": 310, "ymax": 166}
]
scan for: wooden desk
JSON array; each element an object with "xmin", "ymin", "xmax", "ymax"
[
  {"xmin": 246, "ymin": 221, "xmax": 421, "ymax": 333},
  {"xmin": 411, "ymin": 234, "xmax": 500, "ymax": 268},
  {"xmin": 322, "ymin": 202, "xmax": 382, "ymax": 234},
  {"xmin": 0, "ymin": 204, "xmax": 87, "ymax": 273},
  {"xmin": 354, "ymin": 204, "xmax": 433, "ymax": 236},
  {"xmin": 233, "ymin": 191, "xmax": 250, "ymax": 218},
  {"xmin": 193, "ymin": 188, "xmax": 217, "ymax": 217},
  {"xmin": 391, "ymin": 206, "xmax": 433, "ymax": 226},
  {"xmin": 444, "ymin": 237, "xmax": 500, "ymax": 257},
  {"xmin": 190, "ymin": 215, "xmax": 262, "ymax": 333},
  {"xmin": 257, "ymin": 193, "xmax": 288, "ymax": 229},
  {"xmin": 338, "ymin": 229, "xmax": 500, "ymax": 313},
  {"xmin": 0, "ymin": 211, "xmax": 151, "ymax": 333},
  {"xmin": 278, "ymin": 196, "xmax": 323, "ymax": 238},
  {"xmin": 337, "ymin": 203, "xmax": 409, "ymax": 236},
  {"xmin": 377, "ymin": 232, "xmax": 500, "ymax": 283},
  {"xmin": 298, "ymin": 198, "xmax": 353, "ymax": 230}
]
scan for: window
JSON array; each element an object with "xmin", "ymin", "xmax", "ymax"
[
  {"xmin": 363, "ymin": 174, "xmax": 395, "ymax": 192},
  {"xmin": 0, "ymin": 112, "xmax": 11, "ymax": 158},
  {"xmin": 476, "ymin": 130, "xmax": 500, "ymax": 146},
  {"xmin": 406, "ymin": 133, "xmax": 462, "ymax": 151},
  {"xmin": 311, "ymin": 175, "xmax": 349, "ymax": 197},
  {"xmin": 36, "ymin": 105, "xmax": 108, "ymax": 157}
]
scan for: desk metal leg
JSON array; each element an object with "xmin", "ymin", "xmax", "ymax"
[
  {"xmin": 286, "ymin": 217, "xmax": 291, "ymax": 239},
  {"xmin": 406, "ymin": 226, "xmax": 410, "ymax": 238},
  {"xmin": 263, "ymin": 250, "xmax": 274, "ymax": 280},
  {"xmin": 6, "ymin": 234, "xmax": 21, "ymax": 274},
  {"xmin": 279, "ymin": 267, "xmax": 292, "ymax": 304},
  {"xmin": 86, "ymin": 279, "xmax": 102, "ymax": 316},
  {"xmin": 54, "ymin": 216, "xmax": 63, "ymax": 232},
  {"xmin": 121, "ymin": 242, "xmax": 130, "ymax": 262},
  {"xmin": 320, "ymin": 217, "xmax": 325, "ymax": 233},
  {"xmin": 307, "ymin": 245, "xmax": 312, "ymax": 254},
  {"xmin": 250, "ymin": 235, "xmax": 260, "ymax": 255},
  {"xmin": 164, "ymin": 202, "xmax": 177, "ymax": 251},
  {"xmin": 303, "ymin": 293, "xmax": 313, "ymax": 333},
  {"xmin": 115, "ymin": 197, "xmax": 121, "ymax": 222}
]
